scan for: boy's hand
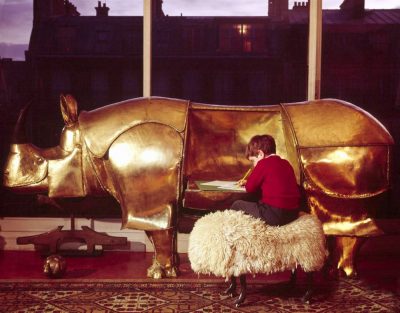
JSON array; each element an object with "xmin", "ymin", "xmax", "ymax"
[
  {"xmin": 236, "ymin": 179, "xmax": 247, "ymax": 187},
  {"xmin": 236, "ymin": 168, "xmax": 251, "ymax": 187}
]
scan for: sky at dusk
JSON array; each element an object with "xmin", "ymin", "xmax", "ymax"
[{"xmin": 0, "ymin": 0, "xmax": 399, "ymax": 59}]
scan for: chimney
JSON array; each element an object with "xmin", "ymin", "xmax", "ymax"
[
  {"xmin": 95, "ymin": 1, "xmax": 110, "ymax": 17},
  {"xmin": 292, "ymin": 1, "xmax": 309, "ymax": 11},
  {"xmin": 152, "ymin": 0, "xmax": 165, "ymax": 18},
  {"xmin": 340, "ymin": 0, "xmax": 365, "ymax": 18},
  {"xmin": 268, "ymin": 0, "xmax": 289, "ymax": 21}
]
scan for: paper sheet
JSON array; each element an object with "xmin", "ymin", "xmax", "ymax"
[{"xmin": 200, "ymin": 180, "xmax": 245, "ymax": 191}]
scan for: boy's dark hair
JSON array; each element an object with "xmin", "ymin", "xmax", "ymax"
[{"xmin": 245, "ymin": 134, "xmax": 276, "ymax": 158}]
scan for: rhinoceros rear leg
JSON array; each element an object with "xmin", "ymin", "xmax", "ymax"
[
  {"xmin": 331, "ymin": 236, "xmax": 367, "ymax": 278},
  {"xmin": 145, "ymin": 227, "xmax": 178, "ymax": 279}
]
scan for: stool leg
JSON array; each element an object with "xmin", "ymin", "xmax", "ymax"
[
  {"xmin": 224, "ymin": 276, "xmax": 237, "ymax": 297},
  {"xmin": 302, "ymin": 272, "xmax": 314, "ymax": 304},
  {"xmin": 234, "ymin": 274, "xmax": 247, "ymax": 307},
  {"xmin": 290, "ymin": 268, "xmax": 297, "ymax": 286}
]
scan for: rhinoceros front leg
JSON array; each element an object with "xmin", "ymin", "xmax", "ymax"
[{"xmin": 145, "ymin": 227, "xmax": 178, "ymax": 279}]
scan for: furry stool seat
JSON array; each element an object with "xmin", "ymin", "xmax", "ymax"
[{"xmin": 188, "ymin": 210, "xmax": 328, "ymax": 306}]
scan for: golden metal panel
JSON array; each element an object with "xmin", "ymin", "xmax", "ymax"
[
  {"xmin": 184, "ymin": 108, "xmax": 293, "ymax": 181},
  {"xmin": 283, "ymin": 99, "xmax": 394, "ymax": 147},
  {"xmin": 48, "ymin": 148, "xmax": 85, "ymax": 198},
  {"xmin": 305, "ymin": 185, "xmax": 387, "ymax": 236},
  {"xmin": 104, "ymin": 122, "xmax": 183, "ymax": 230},
  {"xmin": 79, "ymin": 97, "xmax": 188, "ymax": 157},
  {"xmin": 300, "ymin": 146, "xmax": 390, "ymax": 197}
]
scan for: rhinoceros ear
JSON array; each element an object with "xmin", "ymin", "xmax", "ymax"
[{"xmin": 60, "ymin": 94, "xmax": 78, "ymax": 126}]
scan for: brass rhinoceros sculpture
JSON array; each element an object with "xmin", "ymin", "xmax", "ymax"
[{"xmin": 3, "ymin": 95, "xmax": 393, "ymax": 278}]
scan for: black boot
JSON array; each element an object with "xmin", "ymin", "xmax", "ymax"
[
  {"xmin": 224, "ymin": 276, "xmax": 237, "ymax": 297},
  {"xmin": 302, "ymin": 272, "xmax": 314, "ymax": 304},
  {"xmin": 234, "ymin": 274, "xmax": 247, "ymax": 307}
]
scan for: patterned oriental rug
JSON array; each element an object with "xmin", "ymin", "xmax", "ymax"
[{"xmin": 1, "ymin": 277, "xmax": 399, "ymax": 313}]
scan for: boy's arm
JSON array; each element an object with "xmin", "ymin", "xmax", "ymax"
[{"xmin": 245, "ymin": 164, "xmax": 264, "ymax": 193}]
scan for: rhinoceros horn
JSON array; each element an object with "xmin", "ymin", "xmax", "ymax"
[{"xmin": 12, "ymin": 103, "xmax": 31, "ymax": 144}]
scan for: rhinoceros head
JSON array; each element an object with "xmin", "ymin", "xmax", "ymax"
[{"xmin": 3, "ymin": 94, "xmax": 82, "ymax": 195}]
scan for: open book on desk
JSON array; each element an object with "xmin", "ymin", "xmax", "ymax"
[{"xmin": 196, "ymin": 180, "xmax": 245, "ymax": 192}]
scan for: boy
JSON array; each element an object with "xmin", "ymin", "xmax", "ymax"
[{"xmin": 231, "ymin": 134, "xmax": 300, "ymax": 226}]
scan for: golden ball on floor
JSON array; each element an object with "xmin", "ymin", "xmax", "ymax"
[{"xmin": 43, "ymin": 255, "xmax": 67, "ymax": 278}]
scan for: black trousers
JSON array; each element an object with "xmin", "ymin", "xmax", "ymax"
[{"xmin": 230, "ymin": 200, "xmax": 298, "ymax": 226}]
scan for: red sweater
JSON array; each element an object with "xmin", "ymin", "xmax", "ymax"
[{"xmin": 245, "ymin": 155, "xmax": 300, "ymax": 210}]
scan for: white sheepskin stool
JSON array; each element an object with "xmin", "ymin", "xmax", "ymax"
[{"xmin": 188, "ymin": 210, "xmax": 328, "ymax": 306}]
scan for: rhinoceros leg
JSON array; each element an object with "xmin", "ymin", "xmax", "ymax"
[
  {"xmin": 100, "ymin": 123, "xmax": 183, "ymax": 278},
  {"xmin": 145, "ymin": 227, "xmax": 178, "ymax": 279},
  {"xmin": 331, "ymin": 236, "xmax": 367, "ymax": 277}
]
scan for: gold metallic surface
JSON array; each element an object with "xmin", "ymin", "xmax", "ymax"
[
  {"xmin": 304, "ymin": 184, "xmax": 387, "ymax": 237},
  {"xmin": 301, "ymin": 146, "xmax": 389, "ymax": 198},
  {"xmin": 43, "ymin": 254, "xmax": 67, "ymax": 278},
  {"xmin": 280, "ymin": 99, "xmax": 393, "ymax": 275},
  {"xmin": 333, "ymin": 237, "xmax": 367, "ymax": 277},
  {"xmin": 81, "ymin": 144, "xmax": 106, "ymax": 196},
  {"xmin": 145, "ymin": 227, "xmax": 178, "ymax": 279},
  {"xmin": 4, "ymin": 144, "xmax": 48, "ymax": 189},
  {"xmin": 48, "ymin": 147, "xmax": 85, "ymax": 198},
  {"xmin": 59, "ymin": 124, "xmax": 81, "ymax": 153},
  {"xmin": 106, "ymin": 122, "xmax": 183, "ymax": 230},
  {"xmin": 79, "ymin": 97, "xmax": 188, "ymax": 157},
  {"xmin": 283, "ymin": 99, "xmax": 394, "ymax": 147},
  {"xmin": 281, "ymin": 99, "xmax": 392, "ymax": 238}
]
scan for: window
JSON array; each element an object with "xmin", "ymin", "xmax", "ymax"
[
  {"xmin": 95, "ymin": 31, "xmax": 111, "ymax": 53},
  {"xmin": 219, "ymin": 23, "xmax": 265, "ymax": 53}
]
